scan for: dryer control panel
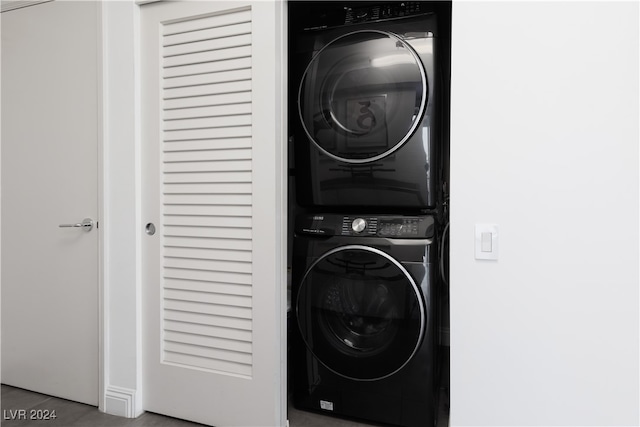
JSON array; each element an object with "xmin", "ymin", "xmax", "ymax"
[
  {"xmin": 345, "ymin": 2, "xmax": 427, "ymax": 24},
  {"xmin": 296, "ymin": 213, "xmax": 434, "ymax": 238},
  {"xmin": 297, "ymin": 1, "xmax": 435, "ymax": 31}
]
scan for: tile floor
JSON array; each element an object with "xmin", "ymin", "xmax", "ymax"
[{"xmin": 1, "ymin": 384, "xmax": 449, "ymax": 427}]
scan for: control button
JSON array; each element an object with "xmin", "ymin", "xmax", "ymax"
[
  {"xmin": 355, "ymin": 9, "xmax": 368, "ymax": 19},
  {"xmin": 351, "ymin": 218, "xmax": 367, "ymax": 233}
]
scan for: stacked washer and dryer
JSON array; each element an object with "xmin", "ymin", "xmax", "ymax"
[{"xmin": 288, "ymin": 2, "xmax": 450, "ymax": 427}]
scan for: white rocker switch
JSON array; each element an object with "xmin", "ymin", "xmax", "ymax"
[
  {"xmin": 481, "ymin": 232, "xmax": 492, "ymax": 252},
  {"xmin": 475, "ymin": 224, "xmax": 499, "ymax": 260}
]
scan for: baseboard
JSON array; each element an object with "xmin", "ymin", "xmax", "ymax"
[{"xmin": 104, "ymin": 385, "xmax": 141, "ymax": 418}]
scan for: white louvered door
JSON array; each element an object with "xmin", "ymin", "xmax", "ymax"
[{"xmin": 141, "ymin": 2, "xmax": 286, "ymax": 426}]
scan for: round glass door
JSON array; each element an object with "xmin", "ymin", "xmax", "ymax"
[
  {"xmin": 296, "ymin": 245, "xmax": 425, "ymax": 381},
  {"xmin": 298, "ymin": 30, "xmax": 427, "ymax": 164}
]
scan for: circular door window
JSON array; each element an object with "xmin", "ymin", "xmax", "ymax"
[
  {"xmin": 296, "ymin": 245, "xmax": 425, "ymax": 381},
  {"xmin": 298, "ymin": 30, "xmax": 427, "ymax": 164}
]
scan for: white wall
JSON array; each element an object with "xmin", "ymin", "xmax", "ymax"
[{"xmin": 450, "ymin": 2, "xmax": 639, "ymax": 426}]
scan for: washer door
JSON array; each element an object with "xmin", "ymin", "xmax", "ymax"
[
  {"xmin": 298, "ymin": 30, "xmax": 427, "ymax": 164},
  {"xmin": 296, "ymin": 245, "xmax": 425, "ymax": 381}
]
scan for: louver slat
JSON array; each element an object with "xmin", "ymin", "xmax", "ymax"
[
  {"xmin": 164, "ymin": 127, "xmax": 252, "ymax": 142},
  {"xmin": 164, "ymin": 331, "xmax": 252, "ymax": 353},
  {"xmin": 163, "ymin": 215, "xmax": 251, "ymax": 228},
  {"xmin": 164, "ymin": 258, "xmax": 252, "ymax": 274},
  {"xmin": 164, "ymin": 103, "xmax": 251, "ymax": 121},
  {"xmin": 164, "ymin": 22, "xmax": 252, "ymax": 47},
  {"xmin": 164, "ymin": 69, "xmax": 252, "ymax": 91},
  {"xmin": 162, "ymin": 9, "xmax": 251, "ymax": 36},
  {"xmin": 164, "ymin": 149, "xmax": 252, "ymax": 163},
  {"xmin": 163, "ymin": 139, "xmax": 252, "ymax": 153},
  {"xmin": 163, "ymin": 205, "xmax": 252, "ymax": 217},
  {"xmin": 164, "ymin": 183, "xmax": 252, "ymax": 195},
  {"xmin": 164, "ymin": 57, "xmax": 252, "ymax": 80},
  {"xmin": 164, "ymin": 91, "xmax": 251, "ymax": 110},
  {"xmin": 164, "ymin": 246, "xmax": 251, "ymax": 262},
  {"xmin": 161, "ymin": 7, "xmax": 253, "ymax": 377},
  {"xmin": 164, "ymin": 160, "xmax": 251, "ymax": 173},
  {"xmin": 164, "ymin": 195, "xmax": 251, "ymax": 207},
  {"xmin": 164, "ymin": 279, "xmax": 252, "ymax": 296},
  {"xmin": 164, "ymin": 309, "xmax": 251, "ymax": 330},
  {"xmin": 164, "ymin": 115, "xmax": 251, "ymax": 131},
  {"xmin": 164, "ymin": 289, "xmax": 251, "ymax": 307},
  {"xmin": 164, "ymin": 46, "xmax": 252, "ymax": 69},
  {"xmin": 164, "ymin": 352, "xmax": 251, "ymax": 377},
  {"xmin": 164, "ymin": 320, "xmax": 252, "ymax": 341},
  {"xmin": 164, "ymin": 299, "xmax": 251, "ymax": 318},
  {"xmin": 164, "ymin": 80, "xmax": 252, "ymax": 100},
  {"xmin": 164, "ymin": 237, "xmax": 252, "ymax": 252},
  {"xmin": 164, "ymin": 34, "xmax": 251, "ymax": 58}
]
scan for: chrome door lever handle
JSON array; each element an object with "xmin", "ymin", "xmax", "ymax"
[{"xmin": 59, "ymin": 218, "xmax": 94, "ymax": 232}]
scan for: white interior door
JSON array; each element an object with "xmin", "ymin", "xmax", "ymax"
[
  {"xmin": 1, "ymin": 1, "xmax": 100, "ymax": 405},
  {"xmin": 141, "ymin": 2, "xmax": 286, "ymax": 425}
]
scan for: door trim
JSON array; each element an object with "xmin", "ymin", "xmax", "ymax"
[
  {"xmin": 96, "ymin": 0, "xmax": 106, "ymax": 415},
  {"xmin": 99, "ymin": 0, "xmax": 144, "ymax": 418}
]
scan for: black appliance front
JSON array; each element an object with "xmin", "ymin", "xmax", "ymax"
[
  {"xmin": 291, "ymin": 213, "xmax": 439, "ymax": 427},
  {"xmin": 290, "ymin": 2, "xmax": 441, "ymax": 211}
]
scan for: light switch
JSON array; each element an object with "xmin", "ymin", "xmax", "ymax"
[{"xmin": 475, "ymin": 224, "xmax": 499, "ymax": 260}]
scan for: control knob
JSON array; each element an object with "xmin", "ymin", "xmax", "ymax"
[{"xmin": 351, "ymin": 218, "xmax": 367, "ymax": 233}]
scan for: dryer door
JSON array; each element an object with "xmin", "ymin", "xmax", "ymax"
[
  {"xmin": 296, "ymin": 245, "xmax": 425, "ymax": 381},
  {"xmin": 298, "ymin": 30, "xmax": 427, "ymax": 164}
]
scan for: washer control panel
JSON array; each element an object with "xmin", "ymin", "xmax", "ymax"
[
  {"xmin": 378, "ymin": 217, "xmax": 420, "ymax": 237},
  {"xmin": 342, "ymin": 216, "xmax": 378, "ymax": 235},
  {"xmin": 296, "ymin": 214, "xmax": 433, "ymax": 238}
]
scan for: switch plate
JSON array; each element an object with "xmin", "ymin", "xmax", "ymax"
[{"xmin": 475, "ymin": 224, "xmax": 499, "ymax": 260}]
